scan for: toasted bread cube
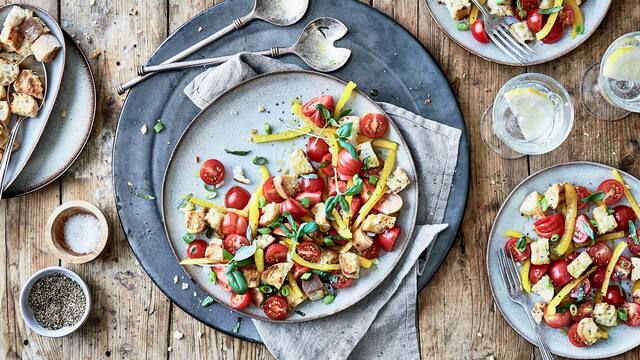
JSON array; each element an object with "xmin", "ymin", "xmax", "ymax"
[
  {"xmin": 593, "ymin": 303, "xmax": 617, "ymax": 327},
  {"xmin": 241, "ymin": 265, "xmax": 261, "ymax": 288},
  {"xmin": 18, "ymin": 16, "xmax": 49, "ymax": 42},
  {"xmin": 15, "ymin": 37, "xmax": 31, "ymax": 57},
  {"xmin": 311, "ymin": 202, "xmax": 331, "ymax": 232},
  {"xmin": 531, "ymin": 302, "xmax": 545, "ymax": 324},
  {"xmin": 258, "ymin": 202, "xmax": 281, "ymax": 227},
  {"xmin": 13, "ymin": 69, "xmax": 43, "ymax": 99},
  {"xmin": 0, "ymin": 85, "xmax": 6, "ymax": 100},
  {"xmin": 510, "ymin": 22, "xmax": 535, "ymax": 43},
  {"xmin": 339, "ymin": 252, "xmax": 360, "ymax": 279},
  {"xmin": 0, "ymin": 51, "xmax": 22, "ymax": 64},
  {"xmin": 530, "ymin": 238, "xmax": 550, "ymax": 265},
  {"xmin": 386, "ymin": 167, "xmax": 410, "ymax": 194},
  {"xmin": 184, "ymin": 209, "xmax": 207, "ymax": 234},
  {"xmin": 487, "ymin": 0, "xmax": 513, "ymax": 16},
  {"xmin": 288, "ymin": 148, "xmax": 314, "ymax": 175},
  {"xmin": 539, "ymin": 0, "xmax": 554, "ymax": 9},
  {"xmin": 631, "ymin": 257, "xmax": 640, "ymax": 282},
  {"xmin": 567, "ymin": 251, "xmax": 593, "ymax": 278},
  {"xmin": 544, "ymin": 183, "xmax": 565, "ymax": 210},
  {"xmin": 0, "ymin": 26, "xmax": 23, "ymax": 53},
  {"xmin": 10, "ymin": 93, "xmax": 38, "ymax": 117},
  {"xmin": 0, "ymin": 101, "xmax": 11, "ymax": 123},
  {"xmin": 353, "ymin": 228, "xmax": 374, "ymax": 254},
  {"xmin": 261, "ymin": 262, "xmax": 293, "ymax": 289},
  {"xmin": 593, "ymin": 205, "xmax": 617, "ymax": 234},
  {"xmin": 520, "ymin": 192, "xmax": 544, "ymax": 217},
  {"xmin": 30, "ymin": 34, "xmax": 60, "ymax": 63},
  {"xmin": 204, "ymin": 208, "xmax": 224, "ymax": 235},
  {"xmin": 273, "ymin": 175, "xmax": 300, "ymax": 199},
  {"xmin": 577, "ymin": 318, "xmax": 600, "ymax": 346},
  {"xmin": 0, "ymin": 63, "xmax": 18, "ymax": 86},
  {"xmin": 204, "ymin": 237, "xmax": 224, "ymax": 263},
  {"xmin": 283, "ymin": 284, "xmax": 306, "ymax": 309},
  {"xmin": 357, "ymin": 141, "xmax": 379, "ymax": 169},
  {"xmin": 4, "ymin": 7, "xmax": 29, "ymax": 28},
  {"xmin": 441, "ymin": 0, "xmax": 471, "ymax": 20},
  {"xmin": 361, "ymin": 213, "xmax": 396, "ymax": 234},
  {"xmin": 531, "ymin": 275, "xmax": 554, "ymax": 302},
  {"xmin": 320, "ymin": 249, "xmax": 339, "ymax": 265},
  {"xmin": 255, "ymin": 234, "xmax": 276, "ymax": 249}
]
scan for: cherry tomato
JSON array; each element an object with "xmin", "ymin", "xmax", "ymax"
[
  {"xmin": 505, "ymin": 238, "xmax": 531, "ymax": 263},
  {"xmin": 186, "ymin": 239, "xmax": 207, "ymax": 259},
  {"xmin": 571, "ymin": 301, "xmax": 594, "ymax": 323},
  {"xmin": 249, "ymin": 288, "xmax": 264, "ymax": 306},
  {"xmin": 319, "ymin": 153, "xmax": 334, "ymax": 177},
  {"xmin": 377, "ymin": 226, "xmax": 401, "ymax": 252},
  {"xmin": 359, "ymin": 179, "xmax": 376, "ymax": 203},
  {"xmin": 331, "ymin": 273, "xmax": 354, "ymax": 288},
  {"xmin": 470, "ymin": 19, "xmax": 490, "ymax": 44},
  {"xmin": 534, "ymin": 213, "xmax": 565, "ymax": 238},
  {"xmin": 570, "ymin": 278, "xmax": 592, "ymax": 299},
  {"xmin": 230, "ymin": 292, "xmax": 251, "ymax": 310},
  {"xmin": 328, "ymin": 178, "xmax": 347, "ymax": 196},
  {"xmin": 280, "ymin": 198, "xmax": 309, "ymax": 219},
  {"xmin": 306, "ymin": 137, "xmax": 330, "ymax": 162},
  {"xmin": 612, "ymin": 256, "xmax": 633, "ymax": 281},
  {"xmin": 526, "ymin": 9, "xmax": 543, "ymax": 33},
  {"xmin": 512, "ymin": 0, "xmax": 537, "ymax": 20},
  {"xmin": 544, "ymin": 308, "xmax": 572, "ymax": 329},
  {"xmin": 221, "ymin": 212, "xmax": 249, "ymax": 236},
  {"xmin": 587, "ymin": 243, "xmax": 613, "ymax": 267},
  {"xmin": 576, "ymin": 186, "xmax": 591, "ymax": 210},
  {"xmin": 573, "ymin": 215, "xmax": 595, "ymax": 244},
  {"xmin": 622, "ymin": 302, "xmax": 640, "ymax": 327},
  {"xmin": 295, "ymin": 192, "xmax": 323, "ymax": 207},
  {"xmin": 359, "ymin": 114, "xmax": 389, "ymax": 138},
  {"xmin": 529, "ymin": 264, "xmax": 550, "ymax": 284},
  {"xmin": 589, "ymin": 266, "xmax": 607, "ymax": 288},
  {"xmin": 263, "ymin": 176, "xmax": 284, "ymax": 203},
  {"xmin": 604, "ymin": 285, "xmax": 626, "ymax": 308},
  {"xmin": 541, "ymin": 22, "xmax": 564, "ymax": 44},
  {"xmin": 628, "ymin": 231, "xmax": 640, "ymax": 256},
  {"xmin": 265, "ymin": 243, "xmax": 289, "ymax": 265},
  {"xmin": 225, "ymin": 186, "xmax": 251, "ymax": 210},
  {"xmin": 292, "ymin": 263, "xmax": 310, "ymax": 280},
  {"xmin": 272, "ymin": 223, "xmax": 294, "ymax": 237},
  {"xmin": 349, "ymin": 196, "xmax": 363, "ymax": 219},
  {"xmin": 296, "ymin": 241, "xmax": 321, "ymax": 263},
  {"xmin": 614, "ymin": 205, "xmax": 637, "ymax": 232},
  {"xmin": 597, "ymin": 179, "xmax": 625, "ymax": 205},
  {"xmin": 200, "ymin": 159, "xmax": 225, "ymax": 185},
  {"xmin": 361, "ymin": 238, "xmax": 380, "ymax": 259},
  {"xmin": 558, "ymin": 6, "xmax": 574, "ymax": 28},
  {"xmin": 302, "ymin": 96, "xmax": 334, "ymax": 128},
  {"xmin": 301, "ymin": 177, "xmax": 325, "ymax": 193},
  {"xmin": 337, "ymin": 149, "xmax": 362, "ymax": 180},
  {"xmin": 262, "ymin": 295, "xmax": 289, "ymax": 320},
  {"xmin": 568, "ymin": 322, "xmax": 587, "ymax": 347},
  {"xmin": 549, "ymin": 259, "xmax": 572, "ymax": 287},
  {"xmin": 223, "ymin": 234, "xmax": 250, "ymax": 255},
  {"xmin": 212, "ymin": 266, "xmax": 232, "ymax": 292}
]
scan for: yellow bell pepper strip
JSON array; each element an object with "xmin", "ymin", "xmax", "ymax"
[
  {"xmin": 292, "ymin": 253, "xmax": 340, "ymax": 271},
  {"xmin": 372, "ymin": 139, "xmax": 398, "ymax": 151},
  {"xmin": 546, "ymin": 267, "xmax": 597, "ymax": 316},
  {"xmin": 287, "ymin": 273, "xmax": 305, "ymax": 299},
  {"xmin": 249, "ymin": 166, "xmax": 270, "ymax": 237},
  {"xmin": 563, "ymin": 0, "xmax": 584, "ymax": 39},
  {"xmin": 633, "ymin": 280, "xmax": 640, "ymax": 294},
  {"xmin": 596, "ymin": 241, "xmax": 627, "ymax": 304},
  {"xmin": 612, "ymin": 169, "xmax": 640, "ymax": 219},
  {"xmin": 333, "ymin": 81, "xmax": 357, "ymax": 118},
  {"xmin": 555, "ymin": 183, "xmax": 577, "ymax": 256},
  {"xmin": 180, "ymin": 258, "xmax": 217, "ymax": 265},
  {"xmin": 504, "ymin": 230, "xmax": 525, "ymax": 239},
  {"xmin": 359, "ymin": 256, "xmax": 373, "ymax": 269},
  {"xmin": 536, "ymin": 0, "xmax": 565, "ymax": 40},
  {"xmin": 468, "ymin": 0, "xmax": 486, "ymax": 25},
  {"xmin": 254, "ymin": 248, "xmax": 265, "ymax": 273},
  {"xmin": 353, "ymin": 149, "xmax": 397, "ymax": 229},
  {"xmin": 521, "ymin": 259, "xmax": 532, "ymax": 293},
  {"xmin": 343, "ymin": 178, "xmax": 354, "ymax": 225},
  {"xmin": 339, "ymin": 242, "xmax": 353, "ymax": 253},
  {"xmin": 332, "ymin": 209, "xmax": 352, "ymax": 239},
  {"xmin": 182, "ymin": 195, "xmax": 248, "ymax": 217},
  {"xmin": 251, "ymin": 126, "xmax": 313, "ymax": 143}
]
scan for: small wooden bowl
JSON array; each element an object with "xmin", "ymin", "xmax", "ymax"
[{"xmin": 46, "ymin": 201, "xmax": 109, "ymax": 264}]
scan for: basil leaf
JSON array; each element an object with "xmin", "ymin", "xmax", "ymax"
[
  {"xmin": 234, "ymin": 244, "xmax": 257, "ymax": 261},
  {"xmin": 311, "ymin": 269, "xmax": 339, "ymax": 283},
  {"xmin": 182, "ymin": 233, "xmax": 196, "ymax": 244},
  {"xmin": 338, "ymin": 139, "xmax": 359, "ymax": 160},
  {"xmin": 515, "ymin": 236, "xmax": 527, "ymax": 253},
  {"xmin": 339, "ymin": 196, "xmax": 350, "ymax": 214},
  {"xmin": 619, "ymin": 308, "xmax": 628, "ymax": 321},
  {"xmin": 252, "ymin": 156, "xmax": 268, "ymax": 165},
  {"xmin": 315, "ymin": 104, "xmax": 331, "ymax": 121},
  {"xmin": 257, "ymin": 227, "xmax": 271, "ymax": 234},
  {"xmin": 301, "ymin": 221, "xmax": 319, "ymax": 235},
  {"xmin": 337, "ymin": 109, "xmax": 352, "ymax": 119},
  {"xmin": 538, "ymin": 6, "xmax": 562, "ymax": 14},
  {"xmin": 581, "ymin": 191, "xmax": 605, "ymax": 203},
  {"xmin": 630, "ymin": 221, "xmax": 639, "ymax": 245},
  {"xmin": 279, "ymin": 223, "xmax": 293, "ymax": 238},
  {"xmin": 336, "ymin": 122, "xmax": 353, "ymax": 139},
  {"xmin": 325, "ymin": 196, "xmax": 338, "ymax": 214},
  {"xmin": 579, "ymin": 219, "xmax": 596, "ymax": 243},
  {"xmin": 225, "ymin": 149, "xmax": 252, "ymax": 156}
]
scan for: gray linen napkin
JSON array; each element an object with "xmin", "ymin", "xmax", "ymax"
[{"xmin": 184, "ymin": 53, "xmax": 461, "ymax": 360}]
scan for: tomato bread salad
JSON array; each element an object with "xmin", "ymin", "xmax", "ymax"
[
  {"xmin": 176, "ymin": 82, "xmax": 411, "ymax": 320},
  {"xmin": 505, "ymin": 169, "xmax": 640, "ymax": 348},
  {"xmin": 440, "ymin": 0, "xmax": 585, "ymax": 46}
]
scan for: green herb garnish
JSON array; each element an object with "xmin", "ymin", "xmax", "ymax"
[
  {"xmin": 154, "ymin": 120, "xmax": 165, "ymax": 133},
  {"xmin": 300, "ymin": 272, "xmax": 312, "ymax": 281},
  {"xmin": 253, "ymin": 156, "xmax": 268, "ymax": 165},
  {"xmin": 456, "ymin": 21, "xmax": 469, "ymax": 32},
  {"xmin": 322, "ymin": 294, "xmax": 335, "ymax": 304},
  {"xmin": 619, "ymin": 308, "xmax": 629, "ymax": 321},
  {"xmin": 280, "ymin": 287, "xmax": 291, "ymax": 297},
  {"xmin": 538, "ymin": 6, "xmax": 563, "ymax": 14},
  {"xmin": 182, "ymin": 233, "xmax": 196, "ymax": 244},
  {"xmin": 257, "ymin": 227, "xmax": 272, "ymax": 235},
  {"xmin": 233, "ymin": 317, "xmax": 242, "ymax": 333},
  {"xmin": 550, "ymin": 234, "xmax": 560, "ymax": 242},
  {"xmin": 630, "ymin": 221, "xmax": 639, "ymax": 245},
  {"xmin": 201, "ymin": 296, "xmax": 215, "ymax": 307},
  {"xmin": 369, "ymin": 175, "xmax": 379, "ymax": 185},
  {"xmin": 539, "ymin": 197, "xmax": 550, "ymax": 212},
  {"xmin": 209, "ymin": 271, "xmax": 217, "ymax": 284},
  {"xmin": 258, "ymin": 196, "xmax": 266, "ymax": 209},
  {"xmin": 581, "ymin": 191, "xmax": 605, "ymax": 203},
  {"xmin": 225, "ymin": 149, "xmax": 252, "ymax": 156},
  {"xmin": 264, "ymin": 123, "xmax": 272, "ymax": 135},
  {"xmin": 135, "ymin": 192, "xmax": 155, "ymax": 200},
  {"xmin": 325, "ymin": 174, "xmax": 364, "ymax": 217},
  {"xmin": 300, "ymin": 197, "xmax": 311, "ymax": 208},
  {"xmin": 515, "ymin": 236, "xmax": 527, "ymax": 253}
]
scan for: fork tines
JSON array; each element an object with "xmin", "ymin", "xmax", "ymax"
[
  {"xmin": 488, "ymin": 23, "xmax": 536, "ymax": 65},
  {"xmin": 498, "ymin": 248, "xmax": 522, "ymax": 294}
]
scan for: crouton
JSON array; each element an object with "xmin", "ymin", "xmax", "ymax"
[
  {"xmin": 510, "ymin": 21, "xmax": 535, "ymax": 43},
  {"xmin": 593, "ymin": 205, "xmax": 617, "ymax": 234},
  {"xmin": 353, "ymin": 228, "xmax": 374, "ymax": 254},
  {"xmin": 241, "ymin": 265, "xmax": 261, "ymax": 288},
  {"xmin": 0, "ymin": 26, "xmax": 23, "ymax": 53},
  {"xmin": 30, "ymin": 34, "xmax": 60, "ymax": 63},
  {"xmin": 339, "ymin": 252, "xmax": 360, "ymax": 279},
  {"xmin": 273, "ymin": 175, "xmax": 300, "ymax": 199},
  {"xmin": 0, "ymin": 86, "xmax": 6, "ymax": 100},
  {"xmin": 255, "ymin": 234, "xmax": 276, "ymax": 249},
  {"xmin": 232, "ymin": 166, "xmax": 251, "ymax": 184},
  {"xmin": 288, "ymin": 148, "xmax": 314, "ymax": 175},
  {"xmin": 311, "ymin": 202, "xmax": 331, "ymax": 232},
  {"xmin": 10, "ymin": 93, "xmax": 38, "ymax": 117},
  {"xmin": 386, "ymin": 167, "xmax": 410, "ymax": 194},
  {"xmin": 487, "ymin": 0, "xmax": 513, "ymax": 16},
  {"xmin": 18, "ymin": 16, "xmax": 49, "ymax": 42},
  {"xmin": 544, "ymin": 183, "xmax": 565, "ymax": 210},
  {"xmin": 4, "ymin": 7, "xmax": 29, "ymax": 28},
  {"xmin": 258, "ymin": 202, "xmax": 281, "ymax": 226},
  {"xmin": 440, "ymin": 0, "xmax": 471, "ymax": 20},
  {"xmin": 357, "ymin": 141, "xmax": 379, "ymax": 169},
  {"xmin": 0, "ymin": 63, "xmax": 19, "ymax": 86},
  {"xmin": 320, "ymin": 249, "xmax": 339, "ymax": 264},
  {"xmin": 204, "ymin": 237, "xmax": 224, "ymax": 263},
  {"xmin": 185, "ymin": 209, "xmax": 207, "ymax": 234},
  {"xmin": 0, "ymin": 101, "xmax": 10, "ymax": 124},
  {"xmin": 13, "ymin": 69, "xmax": 43, "ymax": 99},
  {"xmin": 204, "ymin": 208, "xmax": 224, "ymax": 235},
  {"xmin": 261, "ymin": 262, "xmax": 293, "ymax": 289},
  {"xmin": 520, "ymin": 192, "xmax": 544, "ymax": 217},
  {"xmin": 0, "ymin": 51, "xmax": 22, "ymax": 64},
  {"xmin": 361, "ymin": 213, "xmax": 396, "ymax": 234},
  {"xmin": 15, "ymin": 37, "xmax": 31, "ymax": 57}
]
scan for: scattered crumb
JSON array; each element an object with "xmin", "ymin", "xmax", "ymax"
[
  {"xmin": 193, "ymin": 291, "xmax": 196, "ymax": 297},
  {"xmin": 140, "ymin": 125, "xmax": 147, "ymax": 135},
  {"xmin": 173, "ymin": 275, "xmax": 178, "ymax": 284},
  {"xmin": 583, "ymin": 132, "xmax": 590, "ymax": 136},
  {"xmin": 231, "ymin": 110, "xmax": 238, "ymax": 116},
  {"xmin": 127, "ymin": 181, "xmax": 133, "ymax": 187},
  {"xmin": 90, "ymin": 0, "xmax": 95, "ymax": 5},
  {"xmin": 195, "ymin": 155, "xmax": 200, "ymax": 163},
  {"xmin": 258, "ymin": 105, "xmax": 265, "ymax": 113},
  {"xmin": 92, "ymin": 49, "xmax": 102, "ymax": 59},
  {"xmin": 167, "ymin": 346, "xmax": 173, "ymax": 352},
  {"xmin": 173, "ymin": 331, "xmax": 184, "ymax": 340},
  {"xmin": 60, "ymin": 110, "xmax": 67, "ymax": 118},
  {"xmin": 181, "ymin": 282, "xmax": 189, "ymax": 290},
  {"xmin": 477, "ymin": 332, "xmax": 483, "ymax": 338},
  {"xmin": 198, "ymin": 26, "xmax": 203, "ymax": 32}
]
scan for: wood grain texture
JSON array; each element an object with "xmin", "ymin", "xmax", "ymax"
[{"xmin": 0, "ymin": 0, "xmax": 638, "ymax": 359}]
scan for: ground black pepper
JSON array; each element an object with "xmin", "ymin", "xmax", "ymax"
[{"xmin": 28, "ymin": 273, "xmax": 86, "ymax": 330}]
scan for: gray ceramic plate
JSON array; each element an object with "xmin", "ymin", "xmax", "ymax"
[
  {"xmin": 487, "ymin": 161, "xmax": 640, "ymax": 358},
  {"xmin": 424, "ymin": 0, "xmax": 612, "ymax": 66},
  {"xmin": 0, "ymin": 4, "xmax": 66, "ymax": 191},
  {"xmin": 4, "ymin": 31, "xmax": 95, "ymax": 198},
  {"xmin": 163, "ymin": 71, "xmax": 418, "ymax": 322}
]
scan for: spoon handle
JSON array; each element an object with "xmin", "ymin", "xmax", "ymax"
[
  {"xmin": 116, "ymin": 15, "xmax": 253, "ymax": 95},
  {"xmin": 0, "ymin": 117, "xmax": 25, "ymax": 199},
  {"xmin": 138, "ymin": 48, "xmax": 280, "ymax": 75}
]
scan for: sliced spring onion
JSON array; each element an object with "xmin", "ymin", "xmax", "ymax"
[
  {"xmin": 200, "ymin": 296, "xmax": 215, "ymax": 307},
  {"xmin": 154, "ymin": 120, "xmax": 165, "ymax": 133},
  {"xmin": 322, "ymin": 294, "xmax": 335, "ymax": 304},
  {"xmin": 300, "ymin": 272, "xmax": 312, "ymax": 281}
]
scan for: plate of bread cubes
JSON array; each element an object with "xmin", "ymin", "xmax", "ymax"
[
  {"xmin": 0, "ymin": 4, "xmax": 64, "ymax": 190},
  {"xmin": 425, "ymin": 0, "xmax": 612, "ymax": 65}
]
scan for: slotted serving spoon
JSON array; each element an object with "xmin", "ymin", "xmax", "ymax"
[
  {"xmin": 138, "ymin": 17, "xmax": 351, "ymax": 74},
  {"xmin": 116, "ymin": 0, "xmax": 309, "ymax": 94},
  {"xmin": 0, "ymin": 55, "xmax": 47, "ymax": 199}
]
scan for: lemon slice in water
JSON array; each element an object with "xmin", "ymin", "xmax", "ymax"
[
  {"xmin": 504, "ymin": 87, "xmax": 555, "ymax": 141},
  {"xmin": 603, "ymin": 45, "xmax": 640, "ymax": 83}
]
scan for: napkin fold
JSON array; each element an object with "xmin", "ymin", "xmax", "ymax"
[{"xmin": 183, "ymin": 53, "xmax": 461, "ymax": 360}]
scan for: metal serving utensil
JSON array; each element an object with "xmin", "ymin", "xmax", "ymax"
[
  {"xmin": 138, "ymin": 18, "xmax": 351, "ymax": 74},
  {"xmin": 116, "ymin": 0, "xmax": 309, "ymax": 94},
  {"xmin": 0, "ymin": 55, "xmax": 47, "ymax": 199}
]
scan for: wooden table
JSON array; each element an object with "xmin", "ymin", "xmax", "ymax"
[{"xmin": 1, "ymin": 0, "xmax": 638, "ymax": 359}]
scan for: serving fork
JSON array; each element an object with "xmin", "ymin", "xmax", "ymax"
[
  {"xmin": 470, "ymin": 0, "xmax": 536, "ymax": 64},
  {"xmin": 498, "ymin": 248, "xmax": 554, "ymax": 360}
]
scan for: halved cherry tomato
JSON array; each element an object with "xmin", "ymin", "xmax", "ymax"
[
  {"xmin": 505, "ymin": 238, "xmax": 531, "ymax": 263},
  {"xmin": 575, "ymin": 186, "xmax": 591, "ymax": 210},
  {"xmin": 558, "ymin": 6, "xmax": 574, "ymax": 28},
  {"xmin": 292, "ymin": 263, "xmax": 310, "ymax": 280},
  {"xmin": 549, "ymin": 259, "xmax": 572, "ymax": 287},
  {"xmin": 225, "ymin": 186, "xmax": 251, "ymax": 210},
  {"xmin": 295, "ymin": 192, "xmax": 323, "ymax": 207},
  {"xmin": 589, "ymin": 266, "xmax": 607, "ymax": 288},
  {"xmin": 328, "ymin": 178, "xmax": 347, "ymax": 196},
  {"xmin": 265, "ymin": 243, "xmax": 289, "ymax": 265},
  {"xmin": 573, "ymin": 215, "xmax": 595, "ymax": 244},
  {"xmin": 223, "ymin": 234, "xmax": 250, "ymax": 255},
  {"xmin": 541, "ymin": 22, "xmax": 564, "ymax": 44},
  {"xmin": 612, "ymin": 256, "xmax": 633, "ymax": 281},
  {"xmin": 471, "ymin": 19, "xmax": 490, "ymax": 44},
  {"xmin": 186, "ymin": 239, "xmax": 208, "ymax": 259},
  {"xmin": 377, "ymin": 226, "xmax": 401, "ymax": 252},
  {"xmin": 212, "ymin": 266, "xmax": 232, "ymax": 292},
  {"xmin": 349, "ymin": 196, "xmax": 363, "ymax": 219},
  {"xmin": 359, "ymin": 179, "xmax": 376, "ymax": 203},
  {"xmin": 361, "ymin": 238, "xmax": 380, "ymax": 259},
  {"xmin": 628, "ymin": 230, "xmax": 640, "ymax": 256},
  {"xmin": 297, "ymin": 241, "xmax": 321, "ymax": 263},
  {"xmin": 306, "ymin": 137, "xmax": 330, "ymax": 162},
  {"xmin": 359, "ymin": 114, "xmax": 389, "ymax": 138},
  {"xmin": 263, "ymin": 176, "xmax": 284, "ymax": 203},
  {"xmin": 534, "ymin": 213, "xmax": 565, "ymax": 238},
  {"xmin": 319, "ymin": 153, "xmax": 334, "ymax": 177},
  {"xmin": 568, "ymin": 322, "xmax": 587, "ymax": 347},
  {"xmin": 200, "ymin": 159, "xmax": 225, "ymax": 185},
  {"xmin": 302, "ymin": 95, "xmax": 334, "ymax": 128},
  {"xmin": 230, "ymin": 292, "xmax": 251, "ymax": 310},
  {"xmin": 221, "ymin": 212, "xmax": 249, "ymax": 236},
  {"xmin": 331, "ymin": 273, "xmax": 354, "ymax": 288},
  {"xmin": 622, "ymin": 302, "xmax": 640, "ymax": 327},
  {"xmin": 301, "ymin": 177, "xmax": 325, "ymax": 193},
  {"xmin": 571, "ymin": 301, "xmax": 594, "ymax": 323},
  {"xmin": 614, "ymin": 205, "xmax": 637, "ymax": 232},
  {"xmin": 272, "ymin": 223, "xmax": 294, "ymax": 237},
  {"xmin": 512, "ymin": 0, "xmax": 537, "ymax": 20},
  {"xmin": 597, "ymin": 179, "xmax": 625, "ymax": 205},
  {"xmin": 570, "ymin": 278, "xmax": 592, "ymax": 299},
  {"xmin": 262, "ymin": 295, "xmax": 289, "ymax": 320},
  {"xmin": 280, "ymin": 198, "xmax": 309, "ymax": 219},
  {"xmin": 337, "ymin": 149, "xmax": 362, "ymax": 180},
  {"xmin": 249, "ymin": 288, "xmax": 264, "ymax": 306},
  {"xmin": 604, "ymin": 285, "xmax": 626, "ymax": 307},
  {"xmin": 544, "ymin": 308, "xmax": 572, "ymax": 329},
  {"xmin": 529, "ymin": 264, "xmax": 549, "ymax": 284},
  {"xmin": 587, "ymin": 243, "xmax": 613, "ymax": 267},
  {"xmin": 526, "ymin": 9, "xmax": 543, "ymax": 33}
]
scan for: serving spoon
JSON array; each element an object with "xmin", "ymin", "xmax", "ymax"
[
  {"xmin": 0, "ymin": 55, "xmax": 47, "ymax": 198},
  {"xmin": 116, "ymin": 0, "xmax": 309, "ymax": 94},
  {"xmin": 138, "ymin": 17, "xmax": 351, "ymax": 74}
]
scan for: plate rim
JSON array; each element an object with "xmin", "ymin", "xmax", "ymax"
[
  {"xmin": 486, "ymin": 160, "xmax": 640, "ymax": 358},
  {"xmin": 160, "ymin": 69, "xmax": 419, "ymax": 323},
  {"xmin": 423, "ymin": 0, "xmax": 613, "ymax": 66}
]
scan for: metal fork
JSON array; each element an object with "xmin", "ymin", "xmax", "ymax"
[
  {"xmin": 498, "ymin": 248, "xmax": 554, "ymax": 360},
  {"xmin": 469, "ymin": 0, "xmax": 536, "ymax": 64}
]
